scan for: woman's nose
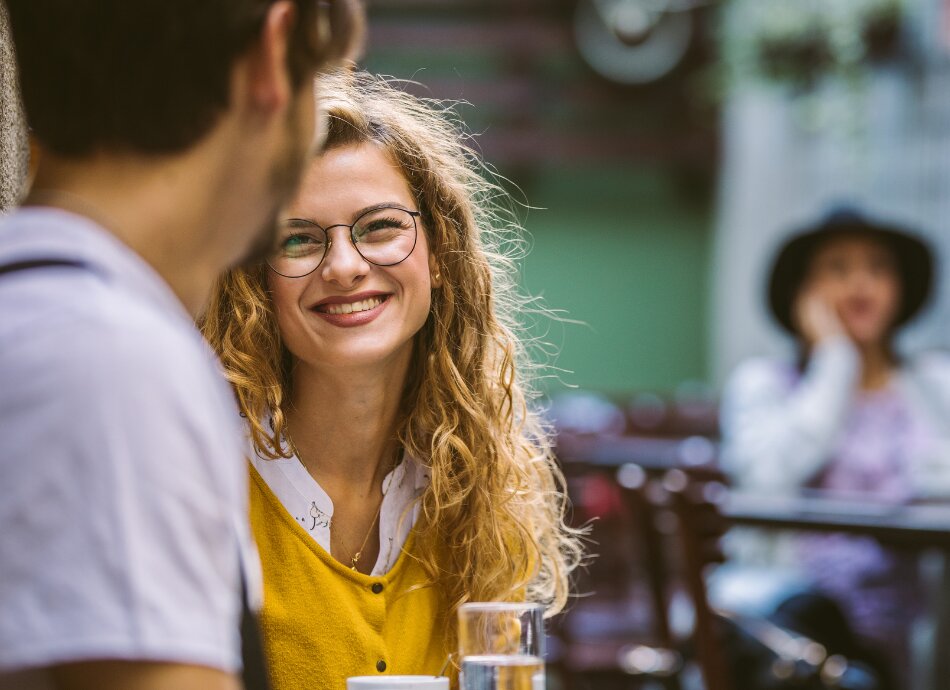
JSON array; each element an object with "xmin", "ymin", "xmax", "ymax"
[
  {"xmin": 320, "ymin": 227, "xmax": 370, "ymax": 286},
  {"xmin": 850, "ymin": 265, "xmax": 878, "ymax": 291}
]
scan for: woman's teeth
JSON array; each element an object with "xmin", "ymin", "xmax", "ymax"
[{"xmin": 322, "ymin": 296, "xmax": 384, "ymax": 315}]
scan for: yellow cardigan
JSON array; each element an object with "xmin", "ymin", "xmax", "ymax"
[{"xmin": 249, "ymin": 465, "xmax": 452, "ymax": 690}]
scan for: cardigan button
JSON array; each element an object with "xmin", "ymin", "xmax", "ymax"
[
  {"xmin": 371, "ymin": 583, "xmax": 384, "ymax": 594},
  {"xmin": 376, "ymin": 660, "xmax": 387, "ymax": 673}
]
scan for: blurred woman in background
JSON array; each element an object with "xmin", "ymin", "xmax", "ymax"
[
  {"xmin": 721, "ymin": 207, "xmax": 950, "ymax": 685},
  {"xmin": 201, "ymin": 70, "xmax": 582, "ymax": 689}
]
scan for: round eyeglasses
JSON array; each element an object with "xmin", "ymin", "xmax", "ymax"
[{"xmin": 267, "ymin": 205, "xmax": 420, "ymax": 278}]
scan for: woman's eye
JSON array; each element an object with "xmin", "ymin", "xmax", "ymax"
[
  {"xmin": 369, "ymin": 217, "xmax": 406, "ymax": 231},
  {"xmin": 281, "ymin": 233, "xmax": 324, "ymax": 255},
  {"xmin": 357, "ymin": 217, "xmax": 408, "ymax": 241}
]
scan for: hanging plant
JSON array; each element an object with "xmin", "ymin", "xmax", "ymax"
[{"xmin": 721, "ymin": 0, "xmax": 906, "ymax": 91}]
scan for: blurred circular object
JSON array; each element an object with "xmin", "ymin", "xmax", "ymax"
[
  {"xmin": 548, "ymin": 390, "xmax": 626, "ymax": 435},
  {"xmin": 617, "ymin": 462, "xmax": 646, "ymax": 490},
  {"xmin": 579, "ymin": 473, "xmax": 626, "ymax": 517},
  {"xmin": 676, "ymin": 435, "xmax": 717, "ymax": 466},
  {"xmin": 574, "ymin": 0, "xmax": 694, "ymax": 85},
  {"xmin": 821, "ymin": 654, "xmax": 849, "ymax": 682},
  {"xmin": 612, "ymin": 3, "xmax": 655, "ymax": 45},
  {"xmin": 662, "ymin": 468, "xmax": 689, "ymax": 493},
  {"xmin": 801, "ymin": 641, "xmax": 827, "ymax": 667},
  {"xmin": 618, "ymin": 644, "xmax": 660, "ymax": 674},
  {"xmin": 617, "ymin": 644, "xmax": 680, "ymax": 676}
]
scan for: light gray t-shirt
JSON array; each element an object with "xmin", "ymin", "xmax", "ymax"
[{"xmin": 0, "ymin": 208, "xmax": 259, "ymax": 677}]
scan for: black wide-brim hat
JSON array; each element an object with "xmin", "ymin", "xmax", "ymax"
[{"xmin": 768, "ymin": 207, "xmax": 934, "ymax": 335}]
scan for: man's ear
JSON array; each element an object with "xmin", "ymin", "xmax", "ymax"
[{"xmin": 242, "ymin": 1, "xmax": 297, "ymax": 115}]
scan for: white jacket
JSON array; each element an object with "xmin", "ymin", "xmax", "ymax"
[{"xmin": 720, "ymin": 336, "xmax": 950, "ymax": 498}]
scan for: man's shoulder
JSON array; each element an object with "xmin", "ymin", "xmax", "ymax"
[
  {"xmin": 0, "ymin": 262, "xmax": 239, "ymax": 486},
  {"xmin": 0, "ymin": 207, "xmax": 200, "ymax": 365},
  {"xmin": 0, "ymin": 265, "xmax": 215, "ymax": 392}
]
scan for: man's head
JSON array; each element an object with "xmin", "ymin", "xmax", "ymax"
[
  {"xmin": 7, "ymin": 0, "xmax": 363, "ymax": 273},
  {"xmin": 6, "ymin": 0, "xmax": 361, "ymax": 157}
]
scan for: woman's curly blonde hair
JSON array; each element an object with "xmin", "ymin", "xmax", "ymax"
[{"xmin": 201, "ymin": 69, "xmax": 583, "ymax": 619}]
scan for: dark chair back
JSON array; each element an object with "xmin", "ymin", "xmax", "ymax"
[
  {"xmin": 555, "ymin": 462, "xmax": 684, "ymax": 689},
  {"xmin": 662, "ymin": 468, "xmax": 732, "ymax": 690},
  {"xmin": 615, "ymin": 463, "xmax": 675, "ymax": 649}
]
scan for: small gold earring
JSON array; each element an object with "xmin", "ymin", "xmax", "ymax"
[{"xmin": 434, "ymin": 272, "xmax": 441, "ymax": 282}]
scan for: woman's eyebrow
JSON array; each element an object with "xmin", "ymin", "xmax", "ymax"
[
  {"xmin": 284, "ymin": 218, "xmax": 317, "ymax": 226},
  {"xmin": 351, "ymin": 201, "xmax": 414, "ymax": 218},
  {"xmin": 282, "ymin": 201, "xmax": 414, "ymax": 228}
]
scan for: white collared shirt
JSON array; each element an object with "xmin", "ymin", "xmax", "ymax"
[{"xmin": 250, "ymin": 443, "xmax": 430, "ymax": 575}]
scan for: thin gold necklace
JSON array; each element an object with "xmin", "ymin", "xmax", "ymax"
[
  {"xmin": 334, "ymin": 496, "xmax": 385, "ymax": 571},
  {"xmin": 288, "ymin": 433, "xmax": 396, "ymax": 571}
]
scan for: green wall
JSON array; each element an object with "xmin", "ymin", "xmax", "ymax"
[
  {"xmin": 519, "ymin": 166, "xmax": 711, "ymax": 394},
  {"xmin": 361, "ymin": 6, "xmax": 715, "ymax": 395}
]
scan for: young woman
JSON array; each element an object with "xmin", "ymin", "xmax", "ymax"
[
  {"xmin": 202, "ymin": 70, "xmax": 582, "ymax": 689},
  {"xmin": 720, "ymin": 208, "xmax": 950, "ymax": 686}
]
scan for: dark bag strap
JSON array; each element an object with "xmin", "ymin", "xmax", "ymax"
[
  {"xmin": 0, "ymin": 258, "xmax": 88, "ymax": 276},
  {"xmin": 0, "ymin": 256, "xmax": 272, "ymax": 690},
  {"xmin": 239, "ymin": 568, "xmax": 271, "ymax": 690}
]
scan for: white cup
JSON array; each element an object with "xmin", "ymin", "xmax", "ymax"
[{"xmin": 346, "ymin": 676, "xmax": 449, "ymax": 690}]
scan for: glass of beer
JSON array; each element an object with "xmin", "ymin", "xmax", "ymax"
[{"xmin": 457, "ymin": 603, "xmax": 545, "ymax": 690}]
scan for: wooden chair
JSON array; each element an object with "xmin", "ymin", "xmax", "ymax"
[
  {"xmin": 661, "ymin": 469, "xmax": 896, "ymax": 690},
  {"xmin": 561, "ymin": 460, "xmax": 857, "ymax": 690},
  {"xmin": 661, "ymin": 467, "xmax": 733, "ymax": 690},
  {"xmin": 554, "ymin": 462, "xmax": 683, "ymax": 690}
]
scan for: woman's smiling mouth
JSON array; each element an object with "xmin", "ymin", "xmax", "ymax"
[
  {"xmin": 318, "ymin": 296, "xmax": 386, "ymax": 315},
  {"xmin": 310, "ymin": 293, "xmax": 391, "ymax": 327}
]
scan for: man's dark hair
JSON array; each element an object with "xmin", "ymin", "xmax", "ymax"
[{"xmin": 5, "ymin": 0, "xmax": 362, "ymax": 157}]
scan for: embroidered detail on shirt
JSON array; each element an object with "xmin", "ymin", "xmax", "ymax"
[
  {"xmin": 382, "ymin": 536, "xmax": 396, "ymax": 572},
  {"xmin": 309, "ymin": 501, "xmax": 331, "ymax": 530}
]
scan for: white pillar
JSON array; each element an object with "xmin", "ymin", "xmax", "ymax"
[{"xmin": 711, "ymin": 0, "xmax": 950, "ymax": 384}]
